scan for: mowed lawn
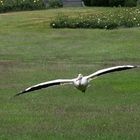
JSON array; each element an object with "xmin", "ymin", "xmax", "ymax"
[{"xmin": 0, "ymin": 8, "xmax": 140, "ymax": 140}]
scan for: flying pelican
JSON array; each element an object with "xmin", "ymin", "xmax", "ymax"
[{"xmin": 15, "ymin": 65, "xmax": 137, "ymax": 96}]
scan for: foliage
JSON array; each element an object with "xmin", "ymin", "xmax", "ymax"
[
  {"xmin": 125, "ymin": 0, "xmax": 137, "ymax": 7},
  {"xmin": 83, "ymin": 0, "xmax": 91, "ymax": 6},
  {"xmin": 90, "ymin": 0, "xmax": 109, "ymax": 7},
  {"xmin": 83, "ymin": 0, "xmax": 137, "ymax": 7},
  {"xmin": 50, "ymin": 14, "xmax": 118, "ymax": 29},
  {"xmin": 109, "ymin": 0, "xmax": 125, "ymax": 6},
  {"xmin": 50, "ymin": 8, "xmax": 140, "ymax": 29},
  {"xmin": 0, "ymin": 0, "xmax": 45, "ymax": 13},
  {"xmin": 47, "ymin": 0, "xmax": 63, "ymax": 8}
]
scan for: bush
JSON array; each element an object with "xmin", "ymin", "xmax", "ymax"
[
  {"xmin": 0, "ymin": 0, "xmax": 46, "ymax": 13},
  {"xmin": 83, "ymin": 0, "xmax": 137, "ymax": 7},
  {"xmin": 83, "ymin": 0, "xmax": 91, "ymax": 6},
  {"xmin": 109, "ymin": 0, "xmax": 125, "ymax": 6},
  {"xmin": 90, "ymin": 0, "xmax": 109, "ymax": 6},
  {"xmin": 50, "ymin": 8, "xmax": 140, "ymax": 29},
  {"xmin": 50, "ymin": 14, "xmax": 118, "ymax": 29},
  {"xmin": 47, "ymin": 0, "xmax": 63, "ymax": 8},
  {"xmin": 125, "ymin": 0, "xmax": 137, "ymax": 7}
]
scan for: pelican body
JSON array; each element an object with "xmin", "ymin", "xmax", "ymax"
[
  {"xmin": 15, "ymin": 65, "xmax": 138, "ymax": 96},
  {"xmin": 74, "ymin": 74, "xmax": 89, "ymax": 92}
]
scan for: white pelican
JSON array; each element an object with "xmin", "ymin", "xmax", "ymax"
[{"xmin": 15, "ymin": 65, "xmax": 137, "ymax": 96}]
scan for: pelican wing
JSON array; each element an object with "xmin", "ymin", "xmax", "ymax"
[
  {"xmin": 86, "ymin": 65, "xmax": 137, "ymax": 80},
  {"xmin": 15, "ymin": 79, "xmax": 74, "ymax": 96}
]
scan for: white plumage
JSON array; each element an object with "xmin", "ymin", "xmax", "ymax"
[{"xmin": 15, "ymin": 65, "xmax": 137, "ymax": 96}]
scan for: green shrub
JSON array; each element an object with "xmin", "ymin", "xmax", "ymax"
[
  {"xmin": 50, "ymin": 14, "xmax": 118, "ymax": 29},
  {"xmin": 0, "ymin": 0, "xmax": 45, "ymax": 13},
  {"xmin": 83, "ymin": 0, "xmax": 137, "ymax": 7},
  {"xmin": 47, "ymin": 0, "xmax": 63, "ymax": 8},
  {"xmin": 83, "ymin": 0, "xmax": 109, "ymax": 6},
  {"xmin": 109, "ymin": 0, "xmax": 125, "ymax": 6},
  {"xmin": 90, "ymin": 0, "xmax": 109, "ymax": 6},
  {"xmin": 83, "ymin": 0, "xmax": 91, "ymax": 6},
  {"xmin": 125, "ymin": 0, "xmax": 137, "ymax": 7},
  {"xmin": 50, "ymin": 8, "xmax": 140, "ymax": 29}
]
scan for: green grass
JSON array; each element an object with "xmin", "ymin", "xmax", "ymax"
[{"xmin": 0, "ymin": 7, "xmax": 140, "ymax": 140}]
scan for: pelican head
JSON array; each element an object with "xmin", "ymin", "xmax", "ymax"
[{"xmin": 77, "ymin": 74, "xmax": 83, "ymax": 80}]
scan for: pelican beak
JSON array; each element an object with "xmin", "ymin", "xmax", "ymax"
[{"xmin": 88, "ymin": 84, "xmax": 91, "ymax": 88}]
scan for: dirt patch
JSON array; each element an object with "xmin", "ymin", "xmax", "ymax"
[{"xmin": 0, "ymin": 60, "xmax": 18, "ymax": 66}]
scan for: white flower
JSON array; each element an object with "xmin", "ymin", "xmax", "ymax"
[
  {"xmin": 52, "ymin": 23, "xmax": 55, "ymax": 26},
  {"xmin": 133, "ymin": 17, "xmax": 136, "ymax": 20}
]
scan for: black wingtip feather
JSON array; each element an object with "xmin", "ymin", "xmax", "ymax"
[
  {"xmin": 14, "ymin": 90, "xmax": 27, "ymax": 97},
  {"xmin": 14, "ymin": 81, "xmax": 61, "ymax": 97}
]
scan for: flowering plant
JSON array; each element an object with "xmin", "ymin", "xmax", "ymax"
[
  {"xmin": 0, "ymin": 0, "xmax": 45, "ymax": 13},
  {"xmin": 50, "ymin": 8, "xmax": 140, "ymax": 29}
]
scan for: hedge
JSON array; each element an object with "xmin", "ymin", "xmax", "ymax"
[
  {"xmin": 0, "ymin": 0, "xmax": 45, "ymax": 13},
  {"xmin": 50, "ymin": 8, "xmax": 140, "ymax": 29},
  {"xmin": 83, "ymin": 0, "xmax": 137, "ymax": 7}
]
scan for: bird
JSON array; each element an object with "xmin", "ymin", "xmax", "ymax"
[{"xmin": 15, "ymin": 65, "xmax": 137, "ymax": 96}]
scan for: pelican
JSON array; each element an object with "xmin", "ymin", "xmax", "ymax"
[{"xmin": 15, "ymin": 65, "xmax": 137, "ymax": 96}]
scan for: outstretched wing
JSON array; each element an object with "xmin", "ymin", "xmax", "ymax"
[
  {"xmin": 86, "ymin": 65, "xmax": 137, "ymax": 80},
  {"xmin": 15, "ymin": 79, "xmax": 74, "ymax": 96}
]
